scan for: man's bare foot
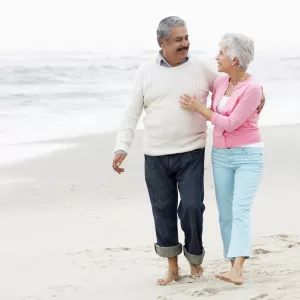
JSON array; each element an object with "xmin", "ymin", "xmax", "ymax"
[
  {"xmin": 157, "ymin": 268, "xmax": 180, "ymax": 286},
  {"xmin": 190, "ymin": 264, "xmax": 204, "ymax": 277},
  {"xmin": 215, "ymin": 268, "xmax": 243, "ymax": 285}
]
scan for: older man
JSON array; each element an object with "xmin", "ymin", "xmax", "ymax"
[{"xmin": 112, "ymin": 16, "xmax": 263, "ymax": 285}]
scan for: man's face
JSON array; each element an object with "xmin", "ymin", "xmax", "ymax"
[{"xmin": 160, "ymin": 26, "xmax": 190, "ymax": 64}]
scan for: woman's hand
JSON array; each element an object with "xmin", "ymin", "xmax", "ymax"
[
  {"xmin": 179, "ymin": 94, "xmax": 213, "ymax": 121},
  {"xmin": 179, "ymin": 94, "xmax": 203, "ymax": 112}
]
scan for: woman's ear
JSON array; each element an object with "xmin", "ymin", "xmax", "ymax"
[{"xmin": 232, "ymin": 57, "xmax": 240, "ymax": 67}]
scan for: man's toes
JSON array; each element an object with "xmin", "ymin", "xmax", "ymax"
[
  {"xmin": 157, "ymin": 278, "xmax": 169, "ymax": 286},
  {"xmin": 197, "ymin": 267, "xmax": 204, "ymax": 275},
  {"xmin": 190, "ymin": 265, "xmax": 203, "ymax": 277},
  {"xmin": 193, "ymin": 271, "xmax": 202, "ymax": 277}
]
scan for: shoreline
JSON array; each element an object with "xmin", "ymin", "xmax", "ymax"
[{"xmin": 1, "ymin": 123, "xmax": 300, "ymax": 167}]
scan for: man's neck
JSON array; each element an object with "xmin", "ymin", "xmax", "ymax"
[
  {"xmin": 163, "ymin": 56, "xmax": 179, "ymax": 67},
  {"xmin": 161, "ymin": 52, "xmax": 180, "ymax": 66},
  {"xmin": 158, "ymin": 50, "xmax": 189, "ymax": 68}
]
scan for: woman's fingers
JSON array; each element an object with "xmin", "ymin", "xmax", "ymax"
[
  {"xmin": 179, "ymin": 94, "xmax": 198, "ymax": 110},
  {"xmin": 180, "ymin": 94, "xmax": 193, "ymax": 101},
  {"xmin": 179, "ymin": 98, "xmax": 189, "ymax": 104}
]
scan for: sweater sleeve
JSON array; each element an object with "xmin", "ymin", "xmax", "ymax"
[
  {"xmin": 211, "ymin": 85, "xmax": 262, "ymax": 132},
  {"xmin": 209, "ymin": 78, "xmax": 218, "ymax": 111},
  {"xmin": 202, "ymin": 59, "xmax": 219, "ymax": 93},
  {"xmin": 113, "ymin": 66, "xmax": 144, "ymax": 153}
]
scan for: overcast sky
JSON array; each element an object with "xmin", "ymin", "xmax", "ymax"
[{"xmin": 0, "ymin": 0, "xmax": 299, "ymax": 54}]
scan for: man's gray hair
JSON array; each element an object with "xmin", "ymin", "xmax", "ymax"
[
  {"xmin": 157, "ymin": 16, "xmax": 186, "ymax": 45},
  {"xmin": 220, "ymin": 33, "xmax": 255, "ymax": 70}
]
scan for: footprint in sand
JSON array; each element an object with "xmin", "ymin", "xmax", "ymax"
[
  {"xmin": 183, "ymin": 287, "xmax": 219, "ymax": 297},
  {"xmin": 249, "ymin": 294, "xmax": 268, "ymax": 300},
  {"xmin": 253, "ymin": 248, "xmax": 271, "ymax": 255},
  {"xmin": 177, "ymin": 275, "xmax": 194, "ymax": 283},
  {"xmin": 70, "ymin": 185, "xmax": 76, "ymax": 191},
  {"xmin": 277, "ymin": 234, "xmax": 289, "ymax": 239},
  {"xmin": 178, "ymin": 274, "xmax": 209, "ymax": 284},
  {"xmin": 105, "ymin": 247, "xmax": 131, "ymax": 252},
  {"xmin": 275, "ymin": 234, "xmax": 299, "ymax": 248}
]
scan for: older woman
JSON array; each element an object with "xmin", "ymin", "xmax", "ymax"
[{"xmin": 179, "ymin": 33, "xmax": 264, "ymax": 285}]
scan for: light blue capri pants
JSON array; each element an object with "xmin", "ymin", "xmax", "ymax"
[{"xmin": 212, "ymin": 146, "xmax": 264, "ymax": 260}]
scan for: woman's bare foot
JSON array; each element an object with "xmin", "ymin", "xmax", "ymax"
[
  {"xmin": 190, "ymin": 264, "xmax": 204, "ymax": 277},
  {"xmin": 215, "ymin": 267, "xmax": 243, "ymax": 285}
]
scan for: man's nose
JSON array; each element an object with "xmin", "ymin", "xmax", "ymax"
[{"xmin": 182, "ymin": 40, "xmax": 189, "ymax": 47}]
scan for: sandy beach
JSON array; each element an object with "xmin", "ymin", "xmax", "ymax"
[{"xmin": 0, "ymin": 125, "xmax": 300, "ymax": 300}]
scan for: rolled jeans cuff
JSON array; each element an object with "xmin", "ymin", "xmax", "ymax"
[
  {"xmin": 154, "ymin": 243, "xmax": 182, "ymax": 258},
  {"xmin": 183, "ymin": 246, "xmax": 205, "ymax": 265}
]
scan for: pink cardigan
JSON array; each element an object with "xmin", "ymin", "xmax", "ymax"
[{"xmin": 210, "ymin": 75, "xmax": 263, "ymax": 148}]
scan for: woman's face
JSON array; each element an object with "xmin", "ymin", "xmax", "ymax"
[{"xmin": 215, "ymin": 48, "xmax": 233, "ymax": 73}]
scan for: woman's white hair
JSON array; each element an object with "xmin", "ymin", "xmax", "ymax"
[{"xmin": 220, "ymin": 33, "xmax": 255, "ymax": 70}]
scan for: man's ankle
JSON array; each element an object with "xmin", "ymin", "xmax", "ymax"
[{"xmin": 167, "ymin": 256, "xmax": 178, "ymax": 270}]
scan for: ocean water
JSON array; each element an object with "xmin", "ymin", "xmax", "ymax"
[{"xmin": 0, "ymin": 51, "xmax": 299, "ymax": 164}]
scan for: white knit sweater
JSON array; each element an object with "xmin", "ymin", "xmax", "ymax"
[{"xmin": 114, "ymin": 57, "xmax": 218, "ymax": 156}]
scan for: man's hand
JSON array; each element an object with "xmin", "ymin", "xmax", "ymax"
[
  {"xmin": 257, "ymin": 87, "xmax": 265, "ymax": 114},
  {"xmin": 112, "ymin": 152, "xmax": 127, "ymax": 174}
]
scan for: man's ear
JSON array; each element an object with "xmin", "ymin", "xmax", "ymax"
[{"xmin": 159, "ymin": 39, "xmax": 167, "ymax": 48}]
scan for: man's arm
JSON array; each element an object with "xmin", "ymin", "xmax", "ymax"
[
  {"xmin": 202, "ymin": 59, "xmax": 219, "ymax": 93},
  {"xmin": 257, "ymin": 87, "xmax": 265, "ymax": 113},
  {"xmin": 112, "ymin": 66, "xmax": 144, "ymax": 173},
  {"xmin": 200, "ymin": 59, "xmax": 219, "ymax": 112},
  {"xmin": 114, "ymin": 66, "xmax": 144, "ymax": 153}
]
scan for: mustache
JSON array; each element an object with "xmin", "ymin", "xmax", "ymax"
[{"xmin": 177, "ymin": 47, "xmax": 189, "ymax": 52}]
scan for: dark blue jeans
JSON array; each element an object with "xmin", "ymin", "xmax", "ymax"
[{"xmin": 145, "ymin": 148, "xmax": 205, "ymax": 265}]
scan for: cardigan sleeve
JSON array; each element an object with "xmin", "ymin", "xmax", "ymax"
[{"xmin": 211, "ymin": 84, "xmax": 262, "ymax": 132}]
